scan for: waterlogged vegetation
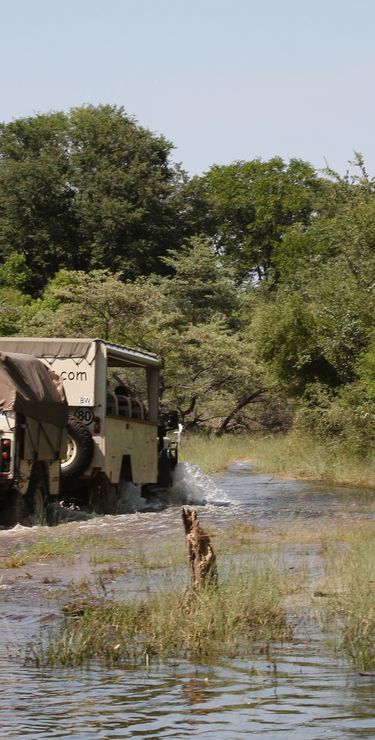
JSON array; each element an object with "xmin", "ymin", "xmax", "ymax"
[
  {"xmin": 181, "ymin": 433, "xmax": 375, "ymax": 487},
  {"xmin": 26, "ymin": 514, "xmax": 375, "ymax": 670},
  {"xmin": 43, "ymin": 565, "xmax": 291, "ymax": 667},
  {"xmin": 3, "ymin": 482, "xmax": 375, "ymax": 737},
  {"xmin": 2, "ymin": 485, "xmax": 375, "ymax": 676},
  {"xmin": 321, "ymin": 525, "xmax": 375, "ymax": 672},
  {"xmin": 2, "ymin": 517, "xmax": 291, "ymax": 668},
  {"xmin": 1, "ymin": 532, "xmax": 125, "ymax": 568}
]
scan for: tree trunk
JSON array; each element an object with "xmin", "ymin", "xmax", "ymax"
[
  {"xmin": 182, "ymin": 507, "xmax": 217, "ymax": 589},
  {"xmin": 215, "ymin": 389, "xmax": 265, "ymax": 435}
]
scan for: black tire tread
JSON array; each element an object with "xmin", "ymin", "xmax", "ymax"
[{"xmin": 61, "ymin": 416, "xmax": 94, "ymax": 478}]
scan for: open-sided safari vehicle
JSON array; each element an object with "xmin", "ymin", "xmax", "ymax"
[{"xmin": 0, "ymin": 338, "xmax": 179, "ymax": 522}]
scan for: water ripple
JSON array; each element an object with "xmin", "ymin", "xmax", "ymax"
[{"xmin": 2, "ymin": 464, "xmax": 375, "ymax": 737}]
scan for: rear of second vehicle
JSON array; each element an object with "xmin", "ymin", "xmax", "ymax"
[{"xmin": 0, "ymin": 351, "xmax": 68, "ymax": 527}]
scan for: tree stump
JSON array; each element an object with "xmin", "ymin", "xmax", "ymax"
[{"xmin": 182, "ymin": 507, "xmax": 218, "ymax": 589}]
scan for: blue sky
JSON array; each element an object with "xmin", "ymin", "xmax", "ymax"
[{"xmin": 1, "ymin": 0, "xmax": 374, "ymax": 176}]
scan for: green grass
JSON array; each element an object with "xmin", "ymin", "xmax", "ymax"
[
  {"xmin": 131, "ymin": 542, "xmax": 186, "ymax": 571},
  {"xmin": 90, "ymin": 554, "xmax": 122, "ymax": 565},
  {"xmin": 321, "ymin": 524, "xmax": 375, "ymax": 671},
  {"xmin": 180, "ymin": 432, "xmax": 375, "ymax": 487},
  {"xmin": 3, "ymin": 537, "xmax": 78, "ymax": 567},
  {"xmin": 180, "ymin": 434, "xmax": 252, "ymax": 473},
  {"xmin": 2, "ymin": 533, "xmax": 125, "ymax": 568},
  {"xmin": 248, "ymin": 433, "xmax": 375, "ymax": 487},
  {"xmin": 39, "ymin": 561, "xmax": 291, "ymax": 667}
]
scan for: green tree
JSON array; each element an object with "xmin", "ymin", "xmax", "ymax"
[
  {"xmin": 247, "ymin": 159, "xmax": 375, "ymax": 450},
  {"xmin": 0, "ymin": 252, "xmax": 32, "ymax": 290},
  {"xmin": 160, "ymin": 236, "xmax": 238, "ymax": 326},
  {"xmin": 161, "ymin": 319, "xmax": 264, "ymax": 432},
  {"xmin": 23, "ymin": 268, "xmax": 173, "ymax": 349},
  {"xmin": 0, "ymin": 287, "xmax": 31, "ymax": 335},
  {"xmin": 68, "ymin": 105, "xmax": 182, "ymax": 276},
  {"xmin": 274, "ymin": 157, "xmax": 375, "ymax": 290},
  {"xmin": 0, "ymin": 252, "xmax": 33, "ymax": 334},
  {"xmin": 0, "ymin": 112, "xmax": 77, "ymax": 291},
  {"xmin": 0, "ymin": 105, "xmax": 183, "ymax": 292},
  {"xmin": 250, "ymin": 292, "xmax": 326, "ymax": 392},
  {"xmin": 182, "ymin": 157, "xmax": 320, "ymax": 284},
  {"xmin": 25, "ymin": 267, "xmax": 267, "ymax": 433}
]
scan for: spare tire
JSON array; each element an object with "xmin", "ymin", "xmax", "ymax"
[{"xmin": 61, "ymin": 416, "xmax": 94, "ymax": 478}]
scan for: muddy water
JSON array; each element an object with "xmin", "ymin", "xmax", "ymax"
[{"xmin": 1, "ymin": 462, "xmax": 375, "ymax": 739}]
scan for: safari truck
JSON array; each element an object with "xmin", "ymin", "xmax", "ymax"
[
  {"xmin": 0, "ymin": 351, "xmax": 68, "ymax": 527},
  {"xmin": 0, "ymin": 338, "xmax": 179, "ymax": 514}
]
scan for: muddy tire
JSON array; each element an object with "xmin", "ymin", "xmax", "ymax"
[
  {"xmin": 26, "ymin": 464, "xmax": 52, "ymax": 526},
  {"xmin": 157, "ymin": 448, "xmax": 173, "ymax": 488},
  {"xmin": 0, "ymin": 490, "xmax": 23, "ymax": 528},
  {"xmin": 88, "ymin": 474, "xmax": 118, "ymax": 515},
  {"xmin": 31, "ymin": 483, "xmax": 48, "ymax": 525},
  {"xmin": 61, "ymin": 416, "xmax": 94, "ymax": 478}
]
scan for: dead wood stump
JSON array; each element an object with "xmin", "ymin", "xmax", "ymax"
[{"xmin": 182, "ymin": 506, "xmax": 218, "ymax": 590}]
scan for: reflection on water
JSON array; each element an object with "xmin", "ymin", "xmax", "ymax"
[
  {"xmin": 1, "ymin": 462, "xmax": 375, "ymax": 738},
  {"xmin": 2, "ymin": 650, "xmax": 375, "ymax": 739}
]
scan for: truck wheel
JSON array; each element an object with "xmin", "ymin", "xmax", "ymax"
[
  {"xmin": 157, "ymin": 448, "xmax": 173, "ymax": 488},
  {"xmin": 88, "ymin": 474, "xmax": 118, "ymax": 515},
  {"xmin": 26, "ymin": 466, "xmax": 53, "ymax": 526},
  {"xmin": 0, "ymin": 490, "xmax": 23, "ymax": 528},
  {"xmin": 31, "ymin": 483, "xmax": 48, "ymax": 525},
  {"xmin": 61, "ymin": 416, "xmax": 94, "ymax": 478}
]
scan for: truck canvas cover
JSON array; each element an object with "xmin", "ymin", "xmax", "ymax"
[
  {"xmin": 0, "ymin": 338, "xmax": 160, "ymax": 367},
  {"xmin": 0, "ymin": 352, "xmax": 68, "ymax": 426},
  {"xmin": 0, "ymin": 338, "xmax": 161, "ymax": 409}
]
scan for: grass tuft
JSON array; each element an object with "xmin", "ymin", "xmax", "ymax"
[
  {"xmin": 40, "ymin": 563, "xmax": 291, "ymax": 667},
  {"xmin": 321, "ymin": 524, "xmax": 375, "ymax": 671},
  {"xmin": 2, "ymin": 533, "xmax": 125, "ymax": 568}
]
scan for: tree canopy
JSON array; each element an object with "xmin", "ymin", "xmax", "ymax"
[
  {"xmin": 0, "ymin": 105, "xmax": 373, "ymax": 447},
  {"xmin": 0, "ymin": 105, "xmax": 182, "ymax": 292},
  {"xmin": 181, "ymin": 157, "xmax": 321, "ymax": 284}
]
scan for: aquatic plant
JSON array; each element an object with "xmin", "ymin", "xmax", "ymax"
[
  {"xmin": 40, "ymin": 563, "xmax": 291, "ymax": 667},
  {"xmin": 321, "ymin": 524, "xmax": 375, "ymax": 671}
]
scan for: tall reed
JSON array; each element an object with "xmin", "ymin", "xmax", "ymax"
[
  {"xmin": 180, "ymin": 432, "xmax": 375, "ymax": 487},
  {"xmin": 322, "ymin": 525, "xmax": 375, "ymax": 671}
]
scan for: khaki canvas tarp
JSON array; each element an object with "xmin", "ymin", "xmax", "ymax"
[
  {"xmin": 0, "ymin": 352, "xmax": 68, "ymax": 427},
  {"xmin": 0, "ymin": 338, "xmax": 161, "ymax": 368},
  {"xmin": 0, "ymin": 339, "xmax": 96, "ymax": 362}
]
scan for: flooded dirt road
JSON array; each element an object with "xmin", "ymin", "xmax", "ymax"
[{"xmin": 1, "ymin": 462, "xmax": 375, "ymax": 739}]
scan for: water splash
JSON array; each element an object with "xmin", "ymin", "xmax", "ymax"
[
  {"xmin": 170, "ymin": 462, "xmax": 229, "ymax": 506},
  {"xmin": 117, "ymin": 481, "xmax": 166, "ymax": 513},
  {"xmin": 117, "ymin": 463, "xmax": 229, "ymax": 512},
  {"xmin": 2, "ymin": 463, "xmax": 229, "ymax": 529}
]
